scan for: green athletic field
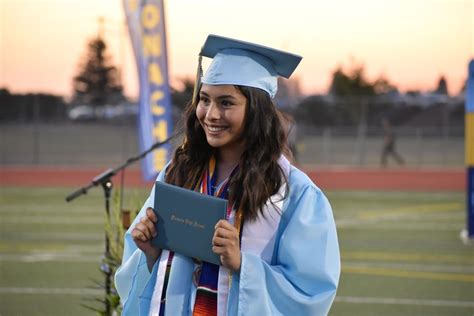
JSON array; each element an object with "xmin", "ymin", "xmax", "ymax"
[{"xmin": 0, "ymin": 187, "xmax": 472, "ymax": 315}]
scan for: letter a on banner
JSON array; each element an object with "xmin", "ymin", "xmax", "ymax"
[{"xmin": 123, "ymin": 0, "xmax": 173, "ymax": 180}]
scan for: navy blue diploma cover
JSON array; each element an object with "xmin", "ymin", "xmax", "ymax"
[{"xmin": 152, "ymin": 181, "xmax": 227, "ymax": 265}]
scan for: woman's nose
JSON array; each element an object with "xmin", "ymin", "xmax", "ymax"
[{"xmin": 206, "ymin": 103, "xmax": 221, "ymax": 120}]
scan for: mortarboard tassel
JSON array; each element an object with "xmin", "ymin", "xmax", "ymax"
[{"xmin": 192, "ymin": 54, "xmax": 203, "ymax": 104}]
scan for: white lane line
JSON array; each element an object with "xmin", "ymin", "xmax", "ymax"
[
  {"xmin": 1, "ymin": 288, "xmax": 471, "ymax": 308},
  {"xmin": 0, "ymin": 245, "xmax": 103, "ymax": 253},
  {"xmin": 0, "ymin": 253, "xmax": 101, "ymax": 263},
  {"xmin": 336, "ymin": 216, "xmax": 463, "ymax": 229},
  {"xmin": 337, "ymin": 223, "xmax": 462, "ymax": 231},
  {"xmin": 343, "ymin": 261, "xmax": 474, "ymax": 273},
  {"xmin": 1, "ymin": 218, "xmax": 103, "ymax": 224},
  {"xmin": 335, "ymin": 296, "xmax": 474, "ymax": 307},
  {"xmin": 1, "ymin": 233, "xmax": 103, "ymax": 241},
  {"xmin": 0, "ymin": 287, "xmax": 102, "ymax": 296},
  {"xmin": 7, "ymin": 255, "xmax": 471, "ymax": 273}
]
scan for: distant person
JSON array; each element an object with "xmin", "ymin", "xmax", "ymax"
[
  {"xmin": 381, "ymin": 118, "xmax": 405, "ymax": 167},
  {"xmin": 115, "ymin": 35, "xmax": 340, "ymax": 315}
]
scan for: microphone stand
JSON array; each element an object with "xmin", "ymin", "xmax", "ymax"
[{"xmin": 65, "ymin": 134, "xmax": 177, "ymax": 315}]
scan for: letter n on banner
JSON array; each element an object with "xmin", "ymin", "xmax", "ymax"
[{"xmin": 124, "ymin": 0, "xmax": 173, "ymax": 180}]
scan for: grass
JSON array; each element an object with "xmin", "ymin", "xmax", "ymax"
[{"xmin": 0, "ymin": 187, "xmax": 472, "ymax": 315}]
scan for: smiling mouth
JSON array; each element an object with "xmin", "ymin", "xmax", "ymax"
[{"xmin": 205, "ymin": 124, "xmax": 228, "ymax": 133}]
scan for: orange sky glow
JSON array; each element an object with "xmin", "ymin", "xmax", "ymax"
[{"xmin": 0, "ymin": 0, "xmax": 473, "ymax": 98}]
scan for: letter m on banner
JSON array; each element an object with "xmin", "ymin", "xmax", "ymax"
[{"xmin": 124, "ymin": 0, "xmax": 173, "ymax": 180}]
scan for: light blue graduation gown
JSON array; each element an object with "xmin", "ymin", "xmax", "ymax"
[{"xmin": 115, "ymin": 163, "xmax": 340, "ymax": 316}]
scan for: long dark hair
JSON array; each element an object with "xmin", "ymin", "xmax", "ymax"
[{"xmin": 165, "ymin": 85, "xmax": 290, "ymax": 221}]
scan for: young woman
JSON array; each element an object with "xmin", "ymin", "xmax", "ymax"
[{"xmin": 115, "ymin": 34, "xmax": 340, "ymax": 316}]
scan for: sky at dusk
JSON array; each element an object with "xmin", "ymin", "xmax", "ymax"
[{"xmin": 1, "ymin": 0, "xmax": 473, "ymax": 98}]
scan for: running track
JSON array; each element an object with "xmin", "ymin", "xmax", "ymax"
[{"xmin": 0, "ymin": 166, "xmax": 464, "ymax": 191}]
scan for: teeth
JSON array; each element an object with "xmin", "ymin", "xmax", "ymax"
[{"xmin": 207, "ymin": 126, "xmax": 226, "ymax": 132}]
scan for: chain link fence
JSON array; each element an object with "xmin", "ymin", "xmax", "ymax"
[
  {"xmin": 0, "ymin": 121, "xmax": 463, "ymax": 168},
  {"xmin": 295, "ymin": 125, "xmax": 463, "ymax": 167}
]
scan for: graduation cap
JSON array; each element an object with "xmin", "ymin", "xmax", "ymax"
[{"xmin": 194, "ymin": 34, "xmax": 302, "ymax": 99}]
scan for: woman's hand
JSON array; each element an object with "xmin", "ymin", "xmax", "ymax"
[
  {"xmin": 212, "ymin": 220, "xmax": 241, "ymax": 271},
  {"xmin": 131, "ymin": 207, "xmax": 162, "ymax": 271}
]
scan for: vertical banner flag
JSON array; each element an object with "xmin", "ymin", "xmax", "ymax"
[
  {"xmin": 466, "ymin": 59, "xmax": 474, "ymax": 238},
  {"xmin": 123, "ymin": 0, "xmax": 173, "ymax": 180}
]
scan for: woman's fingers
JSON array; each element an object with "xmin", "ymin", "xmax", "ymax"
[
  {"xmin": 140, "ymin": 213, "xmax": 157, "ymax": 237},
  {"xmin": 132, "ymin": 208, "xmax": 158, "ymax": 242},
  {"xmin": 135, "ymin": 222, "xmax": 152, "ymax": 239},
  {"xmin": 132, "ymin": 225, "xmax": 148, "ymax": 242},
  {"xmin": 214, "ymin": 219, "xmax": 235, "ymax": 230},
  {"xmin": 211, "ymin": 245, "xmax": 226, "ymax": 256},
  {"xmin": 212, "ymin": 219, "xmax": 241, "ymax": 271},
  {"xmin": 213, "ymin": 220, "xmax": 238, "ymax": 240},
  {"xmin": 212, "ymin": 235, "xmax": 234, "ymax": 247},
  {"xmin": 214, "ymin": 220, "xmax": 237, "ymax": 238},
  {"xmin": 214, "ymin": 227, "xmax": 228, "ymax": 239},
  {"xmin": 146, "ymin": 207, "xmax": 158, "ymax": 222},
  {"xmin": 213, "ymin": 227, "xmax": 237, "ymax": 243}
]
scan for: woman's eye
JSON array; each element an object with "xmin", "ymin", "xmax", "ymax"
[
  {"xmin": 200, "ymin": 97, "xmax": 210, "ymax": 104},
  {"xmin": 221, "ymin": 100, "xmax": 233, "ymax": 107}
]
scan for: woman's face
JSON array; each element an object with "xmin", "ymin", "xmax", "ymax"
[{"xmin": 196, "ymin": 84, "xmax": 247, "ymax": 152}]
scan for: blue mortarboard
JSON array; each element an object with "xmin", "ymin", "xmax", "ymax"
[{"xmin": 197, "ymin": 34, "xmax": 302, "ymax": 98}]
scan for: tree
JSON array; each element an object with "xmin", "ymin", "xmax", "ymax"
[
  {"xmin": 434, "ymin": 75, "xmax": 448, "ymax": 95},
  {"xmin": 294, "ymin": 95, "xmax": 335, "ymax": 126},
  {"xmin": 72, "ymin": 37, "xmax": 125, "ymax": 107},
  {"xmin": 171, "ymin": 77, "xmax": 194, "ymax": 111},
  {"xmin": 274, "ymin": 77, "xmax": 303, "ymax": 109},
  {"xmin": 373, "ymin": 76, "xmax": 398, "ymax": 95},
  {"xmin": 0, "ymin": 89, "xmax": 66, "ymax": 121},
  {"xmin": 328, "ymin": 65, "xmax": 376, "ymax": 96}
]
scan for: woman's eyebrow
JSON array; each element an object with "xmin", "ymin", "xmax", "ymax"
[
  {"xmin": 200, "ymin": 91, "xmax": 238, "ymax": 101},
  {"xmin": 216, "ymin": 95, "xmax": 237, "ymax": 100}
]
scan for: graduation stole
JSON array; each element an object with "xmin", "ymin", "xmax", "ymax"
[{"xmin": 192, "ymin": 156, "xmax": 241, "ymax": 316}]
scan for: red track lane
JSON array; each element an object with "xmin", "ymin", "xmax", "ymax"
[
  {"xmin": 305, "ymin": 168, "xmax": 464, "ymax": 191},
  {"xmin": 0, "ymin": 166, "xmax": 464, "ymax": 191}
]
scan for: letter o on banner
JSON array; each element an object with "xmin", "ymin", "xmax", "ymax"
[{"xmin": 142, "ymin": 4, "xmax": 160, "ymax": 29}]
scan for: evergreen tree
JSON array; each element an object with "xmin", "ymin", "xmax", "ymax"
[
  {"xmin": 72, "ymin": 37, "xmax": 125, "ymax": 107},
  {"xmin": 434, "ymin": 75, "xmax": 448, "ymax": 95},
  {"xmin": 329, "ymin": 65, "xmax": 376, "ymax": 96}
]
